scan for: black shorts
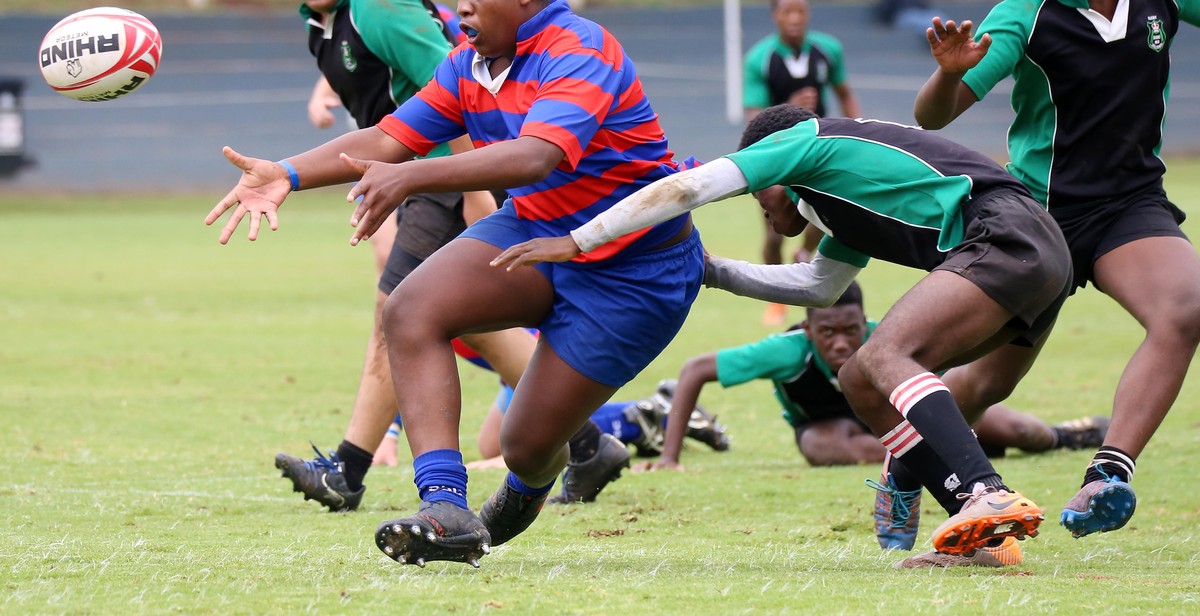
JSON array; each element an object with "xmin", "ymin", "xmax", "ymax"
[
  {"xmin": 377, "ymin": 191, "xmax": 465, "ymax": 295},
  {"xmin": 1050, "ymin": 186, "xmax": 1188, "ymax": 291},
  {"xmin": 934, "ymin": 189, "xmax": 1073, "ymax": 346}
]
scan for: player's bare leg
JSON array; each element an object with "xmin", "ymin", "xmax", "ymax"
[{"xmin": 1062, "ymin": 236, "xmax": 1200, "ymax": 537}]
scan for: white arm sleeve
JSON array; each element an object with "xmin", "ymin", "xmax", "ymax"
[
  {"xmin": 570, "ymin": 158, "xmax": 749, "ymax": 252},
  {"xmin": 704, "ymin": 252, "xmax": 862, "ymax": 307}
]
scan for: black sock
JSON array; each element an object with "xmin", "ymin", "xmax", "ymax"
[
  {"xmin": 1083, "ymin": 445, "xmax": 1135, "ymax": 485},
  {"xmin": 336, "ymin": 440, "xmax": 374, "ymax": 492},
  {"xmin": 892, "ymin": 441, "xmax": 964, "ymax": 515},
  {"xmin": 568, "ymin": 420, "xmax": 602, "ymax": 463},
  {"xmin": 891, "ymin": 375, "xmax": 1002, "ymax": 495}
]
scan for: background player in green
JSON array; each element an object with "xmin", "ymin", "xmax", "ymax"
[
  {"xmin": 743, "ymin": 0, "xmax": 862, "ymax": 326},
  {"xmin": 912, "ymin": 0, "xmax": 1200, "ymax": 539},
  {"xmin": 493, "ymin": 104, "xmax": 1072, "ymax": 559}
]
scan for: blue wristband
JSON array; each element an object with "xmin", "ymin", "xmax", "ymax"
[{"xmin": 278, "ymin": 159, "xmax": 300, "ymax": 191}]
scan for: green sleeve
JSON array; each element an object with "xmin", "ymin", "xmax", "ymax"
[
  {"xmin": 743, "ymin": 36, "xmax": 774, "ymax": 109},
  {"xmin": 723, "ymin": 121, "xmax": 818, "ymax": 191},
  {"xmin": 816, "ymin": 235, "xmax": 870, "ymax": 268},
  {"xmin": 716, "ymin": 332, "xmax": 812, "ymax": 387},
  {"xmin": 807, "ymin": 31, "xmax": 847, "ymax": 86},
  {"xmin": 1180, "ymin": 0, "xmax": 1200, "ymax": 26},
  {"xmin": 961, "ymin": 0, "xmax": 1037, "ymax": 101},
  {"xmin": 352, "ymin": 0, "xmax": 452, "ymax": 97}
]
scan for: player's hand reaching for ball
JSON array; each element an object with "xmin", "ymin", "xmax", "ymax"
[
  {"xmin": 339, "ymin": 153, "xmax": 411, "ymax": 246},
  {"xmin": 206, "ymin": 146, "xmax": 291, "ymax": 244},
  {"xmin": 490, "ymin": 236, "xmax": 583, "ymax": 271},
  {"xmin": 926, "ymin": 17, "xmax": 991, "ymax": 75}
]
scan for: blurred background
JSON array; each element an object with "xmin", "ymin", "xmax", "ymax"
[{"xmin": 4, "ymin": 0, "xmax": 1197, "ymax": 194}]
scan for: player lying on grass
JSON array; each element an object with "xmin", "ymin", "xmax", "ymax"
[
  {"xmin": 644, "ymin": 280, "xmax": 1105, "ymax": 472},
  {"xmin": 492, "ymin": 103, "xmax": 1073, "ymax": 561},
  {"xmin": 208, "ymin": 0, "xmax": 703, "ymax": 568}
]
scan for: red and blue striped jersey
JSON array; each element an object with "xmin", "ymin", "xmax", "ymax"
[{"xmin": 379, "ymin": 0, "xmax": 694, "ymax": 262}]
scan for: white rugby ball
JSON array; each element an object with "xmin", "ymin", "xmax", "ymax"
[{"xmin": 38, "ymin": 7, "xmax": 163, "ymax": 102}]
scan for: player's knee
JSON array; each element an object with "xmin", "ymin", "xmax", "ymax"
[{"xmin": 1151, "ymin": 294, "xmax": 1200, "ymax": 347}]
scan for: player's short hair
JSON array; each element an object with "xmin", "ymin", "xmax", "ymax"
[
  {"xmin": 739, "ymin": 104, "xmax": 818, "ymax": 151},
  {"xmin": 806, "ymin": 280, "xmax": 864, "ymax": 319},
  {"xmin": 770, "ymin": 0, "xmax": 807, "ymax": 11}
]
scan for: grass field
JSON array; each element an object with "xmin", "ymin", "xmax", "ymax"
[{"xmin": 4, "ymin": 163, "xmax": 1200, "ymax": 613}]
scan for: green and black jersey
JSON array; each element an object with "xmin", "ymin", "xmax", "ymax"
[
  {"xmin": 301, "ymin": 0, "xmax": 452, "ymax": 132},
  {"xmin": 743, "ymin": 31, "xmax": 848, "ymax": 117},
  {"xmin": 964, "ymin": 0, "xmax": 1200, "ymax": 208},
  {"xmin": 716, "ymin": 321, "xmax": 877, "ymax": 427},
  {"xmin": 725, "ymin": 117, "xmax": 1029, "ymax": 270}
]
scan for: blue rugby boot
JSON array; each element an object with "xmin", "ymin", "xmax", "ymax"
[
  {"xmin": 866, "ymin": 473, "xmax": 922, "ymax": 550},
  {"xmin": 1060, "ymin": 465, "xmax": 1137, "ymax": 538},
  {"xmin": 275, "ymin": 443, "xmax": 364, "ymax": 512},
  {"xmin": 375, "ymin": 501, "xmax": 492, "ymax": 568}
]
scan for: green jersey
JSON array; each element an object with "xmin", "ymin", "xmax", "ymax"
[
  {"xmin": 725, "ymin": 117, "xmax": 1029, "ymax": 270},
  {"xmin": 743, "ymin": 30, "xmax": 848, "ymax": 117}
]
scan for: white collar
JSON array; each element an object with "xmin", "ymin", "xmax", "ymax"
[
  {"xmin": 1077, "ymin": 0, "xmax": 1129, "ymax": 43},
  {"xmin": 471, "ymin": 52, "xmax": 512, "ymax": 96}
]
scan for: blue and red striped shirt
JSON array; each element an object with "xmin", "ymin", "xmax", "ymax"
[{"xmin": 379, "ymin": 0, "xmax": 693, "ymax": 262}]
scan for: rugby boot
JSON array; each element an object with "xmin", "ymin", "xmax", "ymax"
[
  {"xmin": 479, "ymin": 480, "xmax": 550, "ymax": 546},
  {"xmin": 275, "ymin": 443, "xmax": 364, "ymax": 512},
  {"xmin": 655, "ymin": 379, "xmax": 731, "ymax": 452},
  {"xmin": 931, "ymin": 483, "xmax": 1043, "ymax": 556},
  {"xmin": 548, "ymin": 433, "xmax": 631, "ymax": 504},
  {"xmin": 1051, "ymin": 416, "xmax": 1110, "ymax": 450},
  {"xmin": 375, "ymin": 501, "xmax": 491, "ymax": 568},
  {"xmin": 1060, "ymin": 465, "xmax": 1136, "ymax": 538},
  {"xmin": 895, "ymin": 536, "xmax": 1023, "ymax": 569},
  {"xmin": 866, "ymin": 473, "xmax": 922, "ymax": 551},
  {"xmin": 625, "ymin": 400, "xmax": 666, "ymax": 458}
]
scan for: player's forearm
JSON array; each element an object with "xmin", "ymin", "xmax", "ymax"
[
  {"xmin": 704, "ymin": 252, "xmax": 861, "ymax": 307},
  {"xmin": 285, "ymin": 126, "xmax": 415, "ymax": 189},
  {"xmin": 570, "ymin": 158, "xmax": 749, "ymax": 252},
  {"xmin": 914, "ymin": 69, "xmax": 966, "ymax": 129},
  {"xmin": 393, "ymin": 137, "xmax": 561, "ymax": 195}
]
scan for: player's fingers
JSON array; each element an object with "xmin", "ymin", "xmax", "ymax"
[
  {"xmin": 206, "ymin": 189, "xmax": 238, "ymax": 225},
  {"xmin": 265, "ymin": 210, "xmax": 279, "ymax": 232},
  {"xmin": 219, "ymin": 204, "xmax": 247, "ymax": 245},
  {"xmin": 339, "ymin": 152, "xmax": 370, "ymax": 175},
  {"xmin": 222, "ymin": 146, "xmax": 252, "ymax": 172},
  {"xmin": 978, "ymin": 33, "xmax": 992, "ymax": 53},
  {"xmin": 926, "ymin": 27, "xmax": 939, "ymax": 47},
  {"xmin": 247, "ymin": 210, "xmax": 261, "ymax": 241}
]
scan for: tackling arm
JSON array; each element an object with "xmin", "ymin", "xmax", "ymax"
[{"xmin": 704, "ymin": 252, "xmax": 861, "ymax": 307}]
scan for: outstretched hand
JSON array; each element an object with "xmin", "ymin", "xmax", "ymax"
[
  {"xmin": 340, "ymin": 152, "xmax": 408, "ymax": 246},
  {"xmin": 205, "ymin": 146, "xmax": 290, "ymax": 244},
  {"xmin": 490, "ymin": 235, "xmax": 583, "ymax": 271},
  {"xmin": 632, "ymin": 459, "xmax": 685, "ymax": 473},
  {"xmin": 926, "ymin": 17, "xmax": 991, "ymax": 75}
]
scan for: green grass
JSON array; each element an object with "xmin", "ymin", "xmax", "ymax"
[{"xmin": 4, "ymin": 163, "xmax": 1200, "ymax": 613}]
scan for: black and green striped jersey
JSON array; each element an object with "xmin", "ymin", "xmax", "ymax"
[
  {"xmin": 743, "ymin": 31, "xmax": 847, "ymax": 117},
  {"xmin": 963, "ymin": 0, "xmax": 1200, "ymax": 208},
  {"xmin": 301, "ymin": 0, "xmax": 452, "ymax": 132},
  {"xmin": 725, "ymin": 117, "xmax": 1029, "ymax": 270}
]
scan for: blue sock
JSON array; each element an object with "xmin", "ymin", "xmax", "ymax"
[
  {"xmin": 506, "ymin": 472, "xmax": 554, "ymax": 497},
  {"xmin": 589, "ymin": 401, "xmax": 642, "ymax": 443},
  {"xmin": 413, "ymin": 449, "xmax": 469, "ymax": 509}
]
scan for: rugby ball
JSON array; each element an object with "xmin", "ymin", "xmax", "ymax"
[{"xmin": 38, "ymin": 7, "xmax": 162, "ymax": 102}]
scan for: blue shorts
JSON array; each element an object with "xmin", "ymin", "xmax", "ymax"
[{"xmin": 460, "ymin": 204, "xmax": 704, "ymax": 386}]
